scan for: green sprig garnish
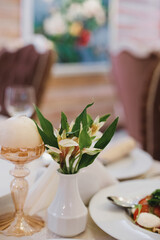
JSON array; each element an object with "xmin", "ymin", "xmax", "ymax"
[
  {"xmin": 134, "ymin": 204, "xmax": 142, "ymax": 223},
  {"xmin": 148, "ymin": 189, "xmax": 160, "ymax": 207}
]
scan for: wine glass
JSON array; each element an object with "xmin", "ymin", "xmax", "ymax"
[{"xmin": 4, "ymin": 86, "xmax": 36, "ymax": 117}]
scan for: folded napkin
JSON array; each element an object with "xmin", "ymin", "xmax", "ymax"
[
  {"xmin": 78, "ymin": 159, "xmax": 118, "ymax": 205},
  {"xmin": 24, "ymin": 159, "xmax": 117, "ymax": 215},
  {"xmin": 24, "ymin": 161, "xmax": 59, "ymax": 215},
  {"xmin": 98, "ymin": 136, "xmax": 136, "ymax": 165}
]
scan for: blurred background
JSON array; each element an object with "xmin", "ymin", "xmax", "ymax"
[{"xmin": 0, "ymin": 0, "xmax": 160, "ymax": 159}]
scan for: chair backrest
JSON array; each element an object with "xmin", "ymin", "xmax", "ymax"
[
  {"xmin": 111, "ymin": 51, "xmax": 160, "ymax": 159},
  {"xmin": 0, "ymin": 44, "xmax": 54, "ymax": 116},
  {"xmin": 144, "ymin": 62, "xmax": 160, "ymax": 159}
]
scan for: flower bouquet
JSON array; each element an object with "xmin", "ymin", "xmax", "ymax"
[
  {"xmin": 35, "ymin": 103, "xmax": 118, "ymax": 237},
  {"xmin": 35, "ymin": 103, "xmax": 118, "ymax": 174},
  {"xmin": 35, "ymin": 0, "xmax": 108, "ymax": 62}
]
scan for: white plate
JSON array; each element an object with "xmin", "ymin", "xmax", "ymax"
[
  {"xmin": 105, "ymin": 148, "xmax": 153, "ymax": 180},
  {"xmin": 89, "ymin": 179, "xmax": 160, "ymax": 240}
]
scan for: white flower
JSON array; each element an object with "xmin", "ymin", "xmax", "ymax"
[
  {"xmin": 83, "ymin": 147, "xmax": 101, "ymax": 155},
  {"xmin": 83, "ymin": 0, "xmax": 106, "ymax": 25},
  {"xmin": 43, "ymin": 12, "xmax": 67, "ymax": 35},
  {"xmin": 91, "ymin": 131, "xmax": 103, "ymax": 146},
  {"xmin": 66, "ymin": 3, "xmax": 84, "ymax": 21},
  {"xmin": 95, "ymin": 11, "xmax": 106, "ymax": 25},
  {"xmin": 65, "ymin": 147, "xmax": 75, "ymax": 170},
  {"xmin": 59, "ymin": 139, "xmax": 78, "ymax": 147},
  {"xmin": 46, "ymin": 145, "xmax": 61, "ymax": 163},
  {"xmin": 54, "ymin": 128, "xmax": 59, "ymax": 137},
  {"xmin": 46, "ymin": 145, "xmax": 61, "ymax": 154},
  {"xmin": 69, "ymin": 121, "xmax": 75, "ymax": 131},
  {"xmin": 83, "ymin": 0, "xmax": 102, "ymax": 17},
  {"xmin": 89, "ymin": 116, "xmax": 104, "ymax": 136}
]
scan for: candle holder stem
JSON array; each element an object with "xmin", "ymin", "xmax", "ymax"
[
  {"xmin": 11, "ymin": 165, "xmax": 29, "ymax": 217},
  {"xmin": 0, "ymin": 164, "xmax": 44, "ymax": 236}
]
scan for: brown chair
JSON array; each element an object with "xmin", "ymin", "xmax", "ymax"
[
  {"xmin": 111, "ymin": 51, "xmax": 160, "ymax": 160},
  {"xmin": 0, "ymin": 44, "xmax": 55, "ymax": 116}
]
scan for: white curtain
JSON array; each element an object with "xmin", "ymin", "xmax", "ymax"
[{"xmin": 109, "ymin": 0, "xmax": 160, "ymax": 57}]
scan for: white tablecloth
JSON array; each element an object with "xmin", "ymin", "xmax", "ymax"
[
  {"xmin": 0, "ymin": 160, "xmax": 160, "ymax": 240},
  {"xmin": 0, "ymin": 127, "xmax": 160, "ymax": 239}
]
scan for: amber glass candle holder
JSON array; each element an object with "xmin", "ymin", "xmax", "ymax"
[{"xmin": 0, "ymin": 143, "xmax": 45, "ymax": 236}]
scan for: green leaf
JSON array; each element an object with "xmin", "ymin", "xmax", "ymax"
[
  {"xmin": 69, "ymin": 156, "xmax": 76, "ymax": 173},
  {"xmin": 78, "ymin": 117, "xmax": 119, "ymax": 171},
  {"xmin": 78, "ymin": 153, "xmax": 98, "ymax": 169},
  {"xmin": 87, "ymin": 114, "xmax": 94, "ymax": 127},
  {"xmin": 35, "ymin": 122, "xmax": 58, "ymax": 147},
  {"xmin": 82, "ymin": 110, "xmax": 88, "ymax": 128},
  {"xmin": 59, "ymin": 112, "xmax": 69, "ymax": 135},
  {"xmin": 34, "ymin": 106, "xmax": 58, "ymax": 148},
  {"xmin": 152, "ymin": 189, "xmax": 160, "ymax": 197},
  {"xmin": 91, "ymin": 136, "xmax": 96, "ymax": 140},
  {"xmin": 79, "ymin": 128, "xmax": 92, "ymax": 150},
  {"xmin": 72, "ymin": 103, "xmax": 94, "ymax": 137},
  {"xmin": 148, "ymin": 199, "xmax": 160, "ymax": 207},
  {"xmin": 148, "ymin": 189, "xmax": 160, "ymax": 206},
  {"xmin": 61, "ymin": 163, "xmax": 68, "ymax": 174},
  {"xmin": 99, "ymin": 114, "xmax": 110, "ymax": 122},
  {"xmin": 48, "ymin": 152, "xmax": 60, "ymax": 163},
  {"xmin": 94, "ymin": 117, "xmax": 119, "ymax": 149},
  {"xmin": 34, "ymin": 105, "xmax": 53, "ymax": 138}
]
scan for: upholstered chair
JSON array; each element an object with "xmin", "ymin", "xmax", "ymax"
[
  {"xmin": 111, "ymin": 51, "xmax": 160, "ymax": 160},
  {"xmin": 0, "ymin": 44, "xmax": 55, "ymax": 116}
]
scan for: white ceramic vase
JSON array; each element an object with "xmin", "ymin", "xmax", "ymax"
[{"xmin": 47, "ymin": 171, "xmax": 88, "ymax": 237}]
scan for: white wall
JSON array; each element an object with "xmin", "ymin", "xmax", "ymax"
[{"xmin": 20, "ymin": 0, "xmax": 34, "ymax": 40}]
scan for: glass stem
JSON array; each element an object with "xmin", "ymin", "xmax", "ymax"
[{"xmin": 10, "ymin": 165, "xmax": 30, "ymax": 217}]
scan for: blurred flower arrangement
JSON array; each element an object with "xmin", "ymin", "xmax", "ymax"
[
  {"xmin": 34, "ymin": 0, "xmax": 108, "ymax": 63},
  {"xmin": 35, "ymin": 103, "xmax": 118, "ymax": 174}
]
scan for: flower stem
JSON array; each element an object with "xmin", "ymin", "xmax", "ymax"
[
  {"xmin": 74, "ymin": 151, "xmax": 82, "ymax": 173},
  {"xmin": 71, "ymin": 153, "xmax": 80, "ymax": 173}
]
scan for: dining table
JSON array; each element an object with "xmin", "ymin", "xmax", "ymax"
[
  {"xmin": 0, "ymin": 158, "xmax": 160, "ymax": 240},
  {"xmin": 0, "ymin": 114, "xmax": 160, "ymax": 240}
]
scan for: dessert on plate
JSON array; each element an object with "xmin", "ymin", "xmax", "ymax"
[{"xmin": 132, "ymin": 189, "xmax": 160, "ymax": 233}]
